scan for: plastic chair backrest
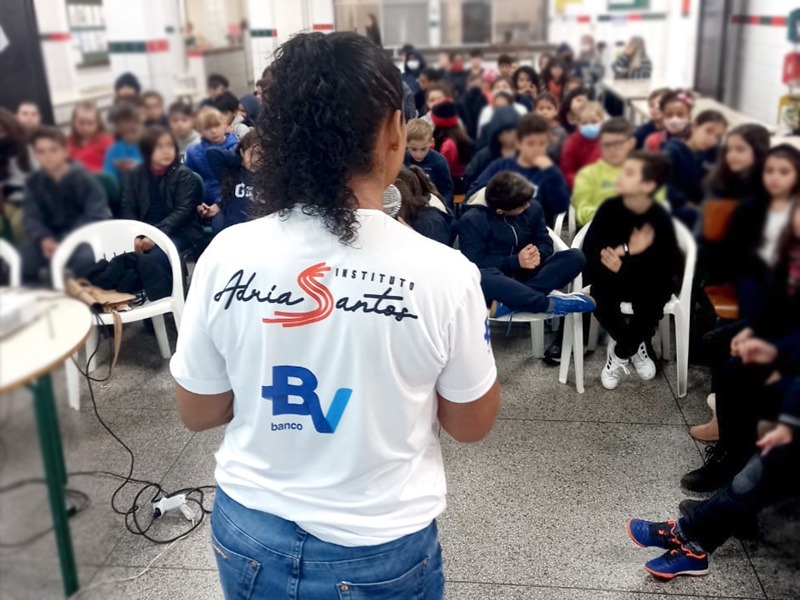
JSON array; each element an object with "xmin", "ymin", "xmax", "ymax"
[
  {"xmin": 672, "ymin": 218, "xmax": 697, "ymax": 306},
  {"xmin": 50, "ymin": 220, "xmax": 185, "ymax": 303},
  {"xmin": 703, "ymin": 199, "xmax": 738, "ymax": 242},
  {"xmin": 0, "ymin": 239, "xmax": 21, "ymax": 286}
]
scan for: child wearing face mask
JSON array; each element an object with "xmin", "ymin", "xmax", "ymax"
[
  {"xmin": 663, "ymin": 110, "xmax": 728, "ymax": 229},
  {"xmin": 559, "ymin": 101, "xmax": 604, "ymax": 189},
  {"xmin": 645, "ymin": 90, "xmax": 694, "ymax": 152},
  {"xmin": 634, "ymin": 88, "xmax": 670, "ymax": 149}
]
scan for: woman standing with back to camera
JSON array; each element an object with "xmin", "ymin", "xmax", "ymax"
[{"xmin": 170, "ymin": 32, "xmax": 500, "ymax": 599}]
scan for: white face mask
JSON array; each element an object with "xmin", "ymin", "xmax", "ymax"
[
  {"xmin": 665, "ymin": 116, "xmax": 688, "ymax": 134},
  {"xmin": 407, "ymin": 60, "xmax": 420, "ymax": 71}
]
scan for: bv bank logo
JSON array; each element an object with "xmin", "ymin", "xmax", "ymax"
[
  {"xmin": 262, "ymin": 262, "xmax": 333, "ymax": 328},
  {"xmin": 262, "ymin": 365, "xmax": 352, "ymax": 434}
]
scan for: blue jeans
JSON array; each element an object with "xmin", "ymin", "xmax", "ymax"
[{"xmin": 210, "ymin": 486, "xmax": 445, "ymax": 600}]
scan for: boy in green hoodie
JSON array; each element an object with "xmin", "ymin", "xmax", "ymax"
[{"xmin": 572, "ymin": 118, "xmax": 667, "ymax": 229}]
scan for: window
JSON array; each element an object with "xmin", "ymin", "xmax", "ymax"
[{"xmin": 66, "ymin": 0, "xmax": 108, "ymax": 66}]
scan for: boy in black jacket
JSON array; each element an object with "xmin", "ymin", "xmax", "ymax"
[
  {"xmin": 21, "ymin": 127, "xmax": 110, "ymax": 283},
  {"xmin": 583, "ymin": 151, "xmax": 680, "ymax": 390},
  {"xmin": 459, "ymin": 171, "xmax": 592, "ymax": 317}
]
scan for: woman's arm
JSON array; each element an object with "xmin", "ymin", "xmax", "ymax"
[{"xmin": 176, "ymin": 385, "xmax": 233, "ymax": 431}]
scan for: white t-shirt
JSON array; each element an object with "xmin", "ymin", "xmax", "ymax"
[
  {"xmin": 170, "ymin": 208, "xmax": 497, "ymax": 547},
  {"xmin": 758, "ymin": 203, "xmax": 792, "ymax": 267}
]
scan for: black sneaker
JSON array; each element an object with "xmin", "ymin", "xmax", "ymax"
[
  {"xmin": 680, "ymin": 445, "xmax": 741, "ymax": 493},
  {"xmin": 543, "ymin": 340, "xmax": 561, "ymax": 366}
]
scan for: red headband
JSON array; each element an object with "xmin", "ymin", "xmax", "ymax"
[{"xmin": 432, "ymin": 114, "xmax": 458, "ymax": 128}]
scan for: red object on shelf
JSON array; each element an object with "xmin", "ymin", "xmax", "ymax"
[{"xmin": 783, "ymin": 52, "xmax": 800, "ymax": 84}]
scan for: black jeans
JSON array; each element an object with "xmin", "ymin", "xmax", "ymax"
[
  {"xmin": 680, "ymin": 442, "xmax": 800, "ymax": 553},
  {"xmin": 592, "ymin": 287, "xmax": 666, "ymax": 358},
  {"xmin": 479, "ymin": 249, "xmax": 585, "ymax": 313},
  {"xmin": 716, "ymin": 357, "xmax": 786, "ymax": 465},
  {"xmin": 21, "ymin": 240, "xmax": 95, "ymax": 284}
]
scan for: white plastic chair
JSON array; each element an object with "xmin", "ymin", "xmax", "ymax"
[
  {"xmin": 567, "ymin": 204, "xmax": 577, "ymax": 244},
  {"xmin": 51, "ymin": 220, "xmax": 185, "ymax": 410},
  {"xmin": 559, "ymin": 218, "xmax": 696, "ymax": 397},
  {"xmin": 489, "ymin": 228, "xmax": 570, "ymax": 358},
  {"xmin": 0, "ymin": 239, "xmax": 21, "ymax": 286}
]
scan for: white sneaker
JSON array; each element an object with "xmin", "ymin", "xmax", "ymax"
[
  {"xmin": 601, "ymin": 340, "xmax": 630, "ymax": 390},
  {"xmin": 631, "ymin": 342, "xmax": 656, "ymax": 381}
]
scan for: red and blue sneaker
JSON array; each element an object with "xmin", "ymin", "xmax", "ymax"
[
  {"xmin": 644, "ymin": 545, "xmax": 709, "ymax": 580},
  {"xmin": 626, "ymin": 519, "xmax": 682, "ymax": 550}
]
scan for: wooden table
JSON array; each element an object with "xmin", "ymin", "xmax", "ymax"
[{"xmin": 0, "ymin": 292, "xmax": 92, "ymax": 597}]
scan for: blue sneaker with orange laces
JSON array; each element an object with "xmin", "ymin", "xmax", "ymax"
[
  {"xmin": 644, "ymin": 545, "xmax": 709, "ymax": 580},
  {"xmin": 626, "ymin": 518, "xmax": 682, "ymax": 550}
]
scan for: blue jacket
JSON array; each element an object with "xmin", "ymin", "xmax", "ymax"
[
  {"xmin": 404, "ymin": 149, "xmax": 454, "ymax": 205},
  {"xmin": 412, "ymin": 206, "xmax": 453, "ymax": 247},
  {"xmin": 185, "ymin": 133, "xmax": 238, "ymax": 205},
  {"xmin": 466, "ymin": 157, "xmax": 570, "ymax": 225},
  {"xmin": 458, "ymin": 202, "xmax": 553, "ymax": 274},
  {"xmin": 663, "ymin": 139, "xmax": 718, "ymax": 210},
  {"xmin": 103, "ymin": 141, "xmax": 142, "ymax": 182},
  {"xmin": 463, "ymin": 107, "xmax": 520, "ymax": 191},
  {"xmin": 206, "ymin": 146, "xmax": 255, "ymax": 234}
]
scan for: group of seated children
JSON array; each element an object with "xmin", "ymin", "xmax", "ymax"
[{"xmin": 2, "ymin": 71, "xmax": 264, "ymax": 286}]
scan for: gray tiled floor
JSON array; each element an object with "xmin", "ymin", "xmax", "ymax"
[{"xmin": 0, "ymin": 320, "xmax": 797, "ymax": 599}]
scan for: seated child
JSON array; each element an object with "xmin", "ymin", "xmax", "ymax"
[
  {"xmin": 22, "ymin": 127, "xmax": 111, "ymax": 283},
  {"xmin": 200, "ymin": 73, "xmax": 229, "ymax": 108},
  {"xmin": 627, "ymin": 379, "xmax": 798, "ymax": 580},
  {"xmin": 404, "ymin": 118, "xmax": 454, "ymax": 206},
  {"xmin": 395, "ymin": 165, "xmax": 454, "ymax": 247},
  {"xmin": 142, "ymin": 91, "xmax": 168, "ymax": 127},
  {"xmin": 207, "ymin": 129, "xmax": 261, "ymax": 234},
  {"xmin": 557, "ymin": 87, "xmax": 589, "ymax": 135},
  {"xmin": 16, "ymin": 101, "xmax": 41, "ymax": 133},
  {"xmin": 582, "ymin": 151, "xmax": 681, "ymax": 390},
  {"xmin": 573, "ymin": 117, "xmax": 667, "ymax": 228},
  {"xmin": 467, "ymin": 113, "xmax": 570, "ymax": 226},
  {"xmin": 645, "ymin": 90, "xmax": 693, "ymax": 151},
  {"xmin": 167, "ymin": 102, "xmax": 201, "ymax": 161},
  {"xmin": 214, "ymin": 91, "xmax": 250, "ymax": 138},
  {"xmin": 535, "ymin": 92, "xmax": 567, "ymax": 164},
  {"xmin": 663, "ymin": 109, "xmax": 728, "ymax": 229},
  {"xmin": 420, "ymin": 84, "xmax": 448, "ymax": 126},
  {"xmin": 103, "ymin": 102, "xmax": 144, "ymax": 182},
  {"xmin": 66, "ymin": 100, "xmax": 113, "ymax": 173},
  {"xmin": 459, "ymin": 171, "xmax": 593, "ymax": 317},
  {"xmin": 634, "ymin": 88, "xmax": 669, "ymax": 149},
  {"xmin": 120, "ymin": 126, "xmax": 205, "ymax": 264},
  {"xmin": 462, "ymin": 106, "xmax": 519, "ymax": 192},
  {"xmin": 185, "ymin": 107, "xmax": 238, "ymax": 211},
  {"xmin": 431, "ymin": 100, "xmax": 474, "ymax": 195},
  {"xmin": 559, "ymin": 100, "xmax": 604, "ymax": 189}
]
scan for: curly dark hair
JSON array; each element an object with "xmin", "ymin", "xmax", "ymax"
[{"xmin": 254, "ymin": 32, "xmax": 403, "ymax": 243}]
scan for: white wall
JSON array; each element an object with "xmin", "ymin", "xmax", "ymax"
[
  {"xmin": 731, "ymin": 1, "xmax": 794, "ymax": 127},
  {"xmin": 547, "ymin": 0, "xmax": 698, "ymax": 88}
]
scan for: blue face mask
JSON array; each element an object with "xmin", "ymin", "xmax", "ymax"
[{"xmin": 579, "ymin": 123, "xmax": 601, "ymax": 139}]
